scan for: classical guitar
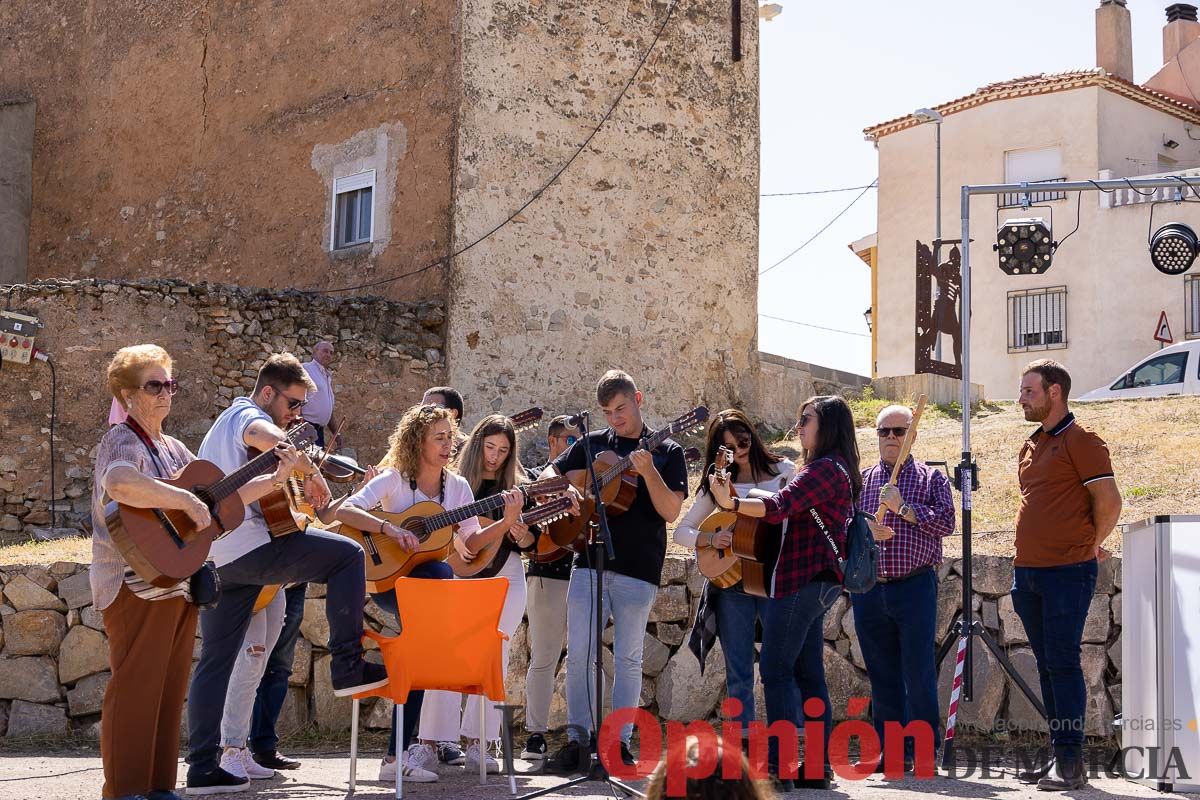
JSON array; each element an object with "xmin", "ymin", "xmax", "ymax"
[
  {"xmin": 508, "ymin": 407, "xmax": 544, "ymax": 434},
  {"xmin": 695, "ymin": 447, "xmax": 743, "ymax": 588},
  {"xmin": 338, "ymin": 474, "xmax": 569, "ymax": 593},
  {"xmin": 446, "ymin": 495, "xmax": 574, "ymax": 578},
  {"xmin": 105, "ymin": 425, "xmax": 317, "ymax": 588},
  {"xmin": 546, "ymin": 407, "xmax": 710, "ymax": 553}
]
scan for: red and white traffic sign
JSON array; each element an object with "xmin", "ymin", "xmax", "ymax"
[{"xmin": 1154, "ymin": 310, "xmax": 1173, "ymax": 344}]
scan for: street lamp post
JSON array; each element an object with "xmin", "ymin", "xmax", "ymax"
[{"xmin": 914, "ymin": 107, "xmax": 944, "ymax": 360}]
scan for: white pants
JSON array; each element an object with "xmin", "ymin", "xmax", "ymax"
[
  {"xmin": 221, "ymin": 590, "xmax": 286, "ymax": 748},
  {"xmin": 418, "ymin": 551, "xmax": 527, "ymax": 743},
  {"xmin": 523, "ymin": 575, "xmax": 569, "ymax": 733}
]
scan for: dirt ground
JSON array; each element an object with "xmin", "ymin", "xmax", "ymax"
[{"xmin": 0, "ymin": 748, "xmax": 1193, "ymax": 799}]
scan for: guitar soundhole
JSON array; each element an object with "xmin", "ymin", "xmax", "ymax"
[
  {"xmin": 407, "ymin": 518, "xmax": 429, "ymax": 541},
  {"xmin": 194, "ymin": 487, "xmax": 213, "ymax": 510}
]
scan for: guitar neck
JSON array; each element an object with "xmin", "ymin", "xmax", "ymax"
[
  {"xmin": 208, "ymin": 448, "xmax": 282, "ymax": 502},
  {"xmin": 596, "ymin": 427, "xmax": 673, "ymax": 487},
  {"xmin": 424, "ymin": 492, "xmax": 510, "ymax": 531}
]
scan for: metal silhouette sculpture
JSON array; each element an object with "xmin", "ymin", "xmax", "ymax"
[{"xmin": 915, "ymin": 239, "xmax": 962, "ymax": 378}]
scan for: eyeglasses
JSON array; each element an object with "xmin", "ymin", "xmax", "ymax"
[
  {"xmin": 797, "ymin": 413, "xmax": 815, "ymax": 428},
  {"xmin": 877, "ymin": 427, "xmax": 909, "ymax": 439},
  {"xmin": 142, "ymin": 379, "xmax": 179, "ymax": 397},
  {"xmin": 271, "ymin": 386, "xmax": 308, "ymax": 410}
]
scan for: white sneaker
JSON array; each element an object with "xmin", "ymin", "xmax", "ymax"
[
  {"xmin": 464, "ymin": 741, "xmax": 500, "ymax": 774},
  {"xmin": 219, "ymin": 748, "xmax": 248, "ymax": 781},
  {"xmin": 221, "ymin": 747, "xmax": 273, "ymax": 780},
  {"xmin": 406, "ymin": 742, "xmax": 439, "ymax": 774},
  {"xmin": 379, "ymin": 755, "xmax": 438, "ymax": 783}
]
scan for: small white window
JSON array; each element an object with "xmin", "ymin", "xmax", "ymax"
[
  {"xmin": 331, "ymin": 170, "xmax": 375, "ymax": 250},
  {"xmin": 1001, "ymin": 146, "xmax": 1065, "ymax": 208},
  {"xmin": 1007, "ymin": 286, "xmax": 1067, "ymax": 352}
]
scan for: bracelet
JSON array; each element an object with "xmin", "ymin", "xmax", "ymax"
[
  {"xmin": 378, "ymin": 519, "xmax": 387, "ymax": 535},
  {"xmin": 732, "ymin": 497, "xmax": 741, "ymax": 513}
]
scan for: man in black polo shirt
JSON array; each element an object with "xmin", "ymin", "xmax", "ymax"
[{"xmin": 544, "ymin": 371, "xmax": 688, "ymax": 773}]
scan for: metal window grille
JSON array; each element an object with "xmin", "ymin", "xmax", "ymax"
[
  {"xmin": 999, "ymin": 178, "xmax": 1068, "ymax": 209},
  {"xmin": 1007, "ymin": 286, "xmax": 1068, "ymax": 352},
  {"xmin": 1187, "ymin": 275, "xmax": 1200, "ymax": 339}
]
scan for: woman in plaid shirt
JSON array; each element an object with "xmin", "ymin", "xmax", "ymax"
[{"xmin": 711, "ymin": 396, "xmax": 860, "ymax": 791}]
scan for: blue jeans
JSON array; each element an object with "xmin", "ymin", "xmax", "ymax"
[
  {"xmin": 851, "ymin": 569, "xmax": 941, "ymax": 757},
  {"xmin": 565, "ymin": 568, "xmax": 657, "ymax": 744},
  {"xmin": 759, "ymin": 580, "xmax": 841, "ymax": 773},
  {"xmin": 186, "ymin": 528, "xmax": 367, "ymax": 777},
  {"xmin": 713, "ymin": 584, "xmax": 770, "ymax": 728},
  {"xmin": 1011, "ymin": 560, "xmax": 1097, "ymax": 754},
  {"xmin": 371, "ymin": 560, "xmax": 454, "ymax": 757},
  {"xmin": 247, "ymin": 582, "xmax": 308, "ymax": 755}
]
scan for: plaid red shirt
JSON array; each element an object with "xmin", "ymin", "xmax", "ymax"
[
  {"xmin": 760, "ymin": 456, "xmax": 852, "ymax": 597},
  {"xmin": 857, "ymin": 456, "xmax": 956, "ymax": 577}
]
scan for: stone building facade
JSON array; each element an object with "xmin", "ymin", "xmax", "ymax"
[{"xmin": 1, "ymin": 0, "xmax": 762, "ymax": 425}]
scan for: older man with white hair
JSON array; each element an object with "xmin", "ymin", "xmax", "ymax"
[{"xmin": 853, "ymin": 403, "xmax": 955, "ymax": 773}]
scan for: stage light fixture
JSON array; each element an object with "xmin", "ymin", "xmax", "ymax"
[
  {"xmin": 995, "ymin": 217, "xmax": 1054, "ymax": 275},
  {"xmin": 1149, "ymin": 222, "xmax": 1199, "ymax": 275}
]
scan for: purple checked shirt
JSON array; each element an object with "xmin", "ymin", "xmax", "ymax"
[{"xmin": 857, "ymin": 455, "xmax": 956, "ymax": 578}]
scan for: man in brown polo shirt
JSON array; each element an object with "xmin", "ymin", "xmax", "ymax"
[{"xmin": 1012, "ymin": 359, "xmax": 1122, "ymax": 791}]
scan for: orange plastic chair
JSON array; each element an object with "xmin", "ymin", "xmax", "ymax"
[{"xmin": 349, "ymin": 576, "xmax": 511, "ymax": 797}]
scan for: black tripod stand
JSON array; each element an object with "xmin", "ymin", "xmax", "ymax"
[
  {"xmin": 936, "ymin": 457, "xmax": 1046, "ymax": 770},
  {"xmin": 517, "ymin": 411, "xmax": 643, "ymax": 799}
]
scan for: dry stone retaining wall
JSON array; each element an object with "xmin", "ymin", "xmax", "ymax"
[{"xmin": 0, "ymin": 554, "xmax": 1123, "ymax": 741}]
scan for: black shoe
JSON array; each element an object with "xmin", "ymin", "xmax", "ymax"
[
  {"xmin": 620, "ymin": 742, "xmax": 636, "ymax": 767},
  {"xmin": 795, "ymin": 763, "xmax": 834, "ymax": 790},
  {"xmin": 148, "ymin": 792, "xmax": 185, "ymax": 800},
  {"xmin": 251, "ymin": 749, "xmax": 301, "ymax": 770},
  {"xmin": 185, "ymin": 767, "xmax": 250, "ymax": 795},
  {"xmin": 521, "ymin": 733, "xmax": 547, "ymax": 761},
  {"xmin": 331, "ymin": 660, "xmax": 389, "ymax": 697},
  {"xmin": 1038, "ymin": 760, "xmax": 1088, "ymax": 791},
  {"xmin": 546, "ymin": 741, "xmax": 587, "ymax": 774},
  {"xmin": 437, "ymin": 741, "xmax": 466, "ymax": 766},
  {"xmin": 1017, "ymin": 756, "xmax": 1055, "ymax": 784},
  {"xmin": 871, "ymin": 757, "xmax": 914, "ymax": 775}
]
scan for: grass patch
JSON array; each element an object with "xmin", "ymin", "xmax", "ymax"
[{"xmin": 0, "ymin": 535, "xmax": 92, "ymax": 567}]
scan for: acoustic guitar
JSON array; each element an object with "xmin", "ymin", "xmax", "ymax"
[
  {"xmin": 700, "ymin": 447, "xmax": 785, "ymax": 598},
  {"xmin": 695, "ymin": 447, "xmax": 742, "ymax": 588},
  {"xmin": 105, "ymin": 425, "xmax": 317, "ymax": 588},
  {"xmin": 254, "ymin": 584, "xmax": 283, "ymax": 612},
  {"xmin": 338, "ymin": 474, "xmax": 569, "ymax": 593},
  {"xmin": 546, "ymin": 407, "xmax": 709, "ymax": 553},
  {"xmin": 446, "ymin": 496, "xmax": 574, "ymax": 578},
  {"xmin": 508, "ymin": 407, "xmax": 544, "ymax": 433}
]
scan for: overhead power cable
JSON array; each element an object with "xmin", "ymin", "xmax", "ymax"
[
  {"xmin": 760, "ymin": 183, "xmax": 878, "ymax": 197},
  {"xmin": 758, "ymin": 312, "xmax": 870, "ymax": 338},
  {"xmin": 759, "ymin": 179, "xmax": 878, "ymax": 277},
  {"xmin": 311, "ymin": 0, "xmax": 679, "ymax": 295}
]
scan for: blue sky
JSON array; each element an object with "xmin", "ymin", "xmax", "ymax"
[{"xmin": 756, "ymin": 0, "xmax": 1175, "ymax": 374}]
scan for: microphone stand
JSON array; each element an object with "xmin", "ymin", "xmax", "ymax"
[{"xmin": 518, "ymin": 410, "xmax": 643, "ymax": 799}]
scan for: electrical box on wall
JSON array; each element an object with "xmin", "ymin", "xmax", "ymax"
[{"xmin": 0, "ymin": 310, "xmax": 42, "ymax": 365}]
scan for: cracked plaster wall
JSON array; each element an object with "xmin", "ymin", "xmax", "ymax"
[
  {"xmin": 447, "ymin": 0, "xmax": 761, "ymax": 420},
  {"xmin": 0, "ymin": 0, "xmax": 457, "ymax": 301}
]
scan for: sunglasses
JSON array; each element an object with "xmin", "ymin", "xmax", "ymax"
[
  {"xmin": 565, "ymin": 435, "xmax": 578, "ymax": 446},
  {"xmin": 270, "ymin": 386, "xmax": 308, "ymax": 410},
  {"xmin": 797, "ymin": 413, "xmax": 815, "ymax": 428},
  {"xmin": 142, "ymin": 379, "xmax": 180, "ymax": 397},
  {"xmin": 877, "ymin": 427, "xmax": 909, "ymax": 439},
  {"xmin": 725, "ymin": 434, "xmax": 752, "ymax": 450}
]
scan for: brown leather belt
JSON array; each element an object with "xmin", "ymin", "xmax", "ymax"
[{"xmin": 875, "ymin": 565, "xmax": 934, "ymax": 584}]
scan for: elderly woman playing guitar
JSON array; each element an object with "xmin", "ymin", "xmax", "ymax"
[{"xmin": 90, "ymin": 344, "xmax": 300, "ymax": 800}]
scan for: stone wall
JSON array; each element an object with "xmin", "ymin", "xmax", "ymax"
[
  {"xmin": 446, "ymin": 0, "xmax": 762, "ymax": 421},
  {"xmin": 755, "ymin": 352, "xmax": 872, "ymax": 430},
  {"xmin": 0, "ymin": 279, "xmax": 445, "ymax": 544},
  {"xmin": 0, "ymin": 554, "xmax": 1123, "ymax": 740},
  {"xmin": 0, "ymin": 0, "xmax": 457, "ymax": 301}
]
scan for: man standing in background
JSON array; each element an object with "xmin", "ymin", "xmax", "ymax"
[{"xmin": 302, "ymin": 341, "xmax": 342, "ymax": 449}]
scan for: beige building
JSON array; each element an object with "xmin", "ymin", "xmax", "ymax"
[{"xmin": 861, "ymin": 1, "xmax": 1200, "ymax": 399}]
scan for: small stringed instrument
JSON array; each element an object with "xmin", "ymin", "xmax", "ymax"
[
  {"xmin": 508, "ymin": 407, "xmax": 544, "ymax": 434},
  {"xmin": 447, "ymin": 496, "xmax": 574, "ymax": 578},
  {"xmin": 546, "ymin": 407, "xmax": 709, "ymax": 553},
  {"xmin": 257, "ymin": 423, "xmax": 331, "ymax": 538},
  {"xmin": 338, "ymin": 474, "xmax": 569, "ymax": 593},
  {"xmin": 105, "ymin": 425, "xmax": 317, "ymax": 588},
  {"xmin": 695, "ymin": 447, "xmax": 742, "ymax": 588}
]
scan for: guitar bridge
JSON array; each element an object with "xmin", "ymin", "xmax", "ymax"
[
  {"xmin": 362, "ymin": 533, "xmax": 384, "ymax": 567},
  {"xmin": 154, "ymin": 509, "xmax": 187, "ymax": 550}
]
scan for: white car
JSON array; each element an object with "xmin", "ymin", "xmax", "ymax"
[{"xmin": 1077, "ymin": 341, "xmax": 1200, "ymax": 401}]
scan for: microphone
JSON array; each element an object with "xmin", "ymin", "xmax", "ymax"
[{"xmin": 565, "ymin": 410, "xmax": 589, "ymax": 428}]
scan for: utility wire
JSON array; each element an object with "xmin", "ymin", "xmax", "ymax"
[
  {"xmin": 758, "ymin": 312, "xmax": 870, "ymax": 338},
  {"xmin": 760, "ymin": 183, "xmax": 878, "ymax": 197},
  {"xmin": 311, "ymin": 0, "xmax": 679, "ymax": 295},
  {"xmin": 759, "ymin": 179, "xmax": 878, "ymax": 277}
]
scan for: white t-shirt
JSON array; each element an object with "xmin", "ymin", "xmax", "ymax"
[
  {"xmin": 301, "ymin": 360, "xmax": 334, "ymax": 428},
  {"xmin": 674, "ymin": 458, "xmax": 797, "ymax": 548},
  {"xmin": 199, "ymin": 396, "xmax": 275, "ymax": 566},
  {"xmin": 345, "ymin": 468, "xmax": 481, "ymax": 539}
]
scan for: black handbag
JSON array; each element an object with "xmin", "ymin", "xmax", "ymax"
[{"xmin": 189, "ymin": 561, "xmax": 222, "ymax": 610}]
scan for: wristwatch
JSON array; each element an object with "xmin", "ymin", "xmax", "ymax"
[{"xmin": 899, "ymin": 503, "xmax": 912, "ymax": 519}]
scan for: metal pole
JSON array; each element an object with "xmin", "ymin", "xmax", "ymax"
[
  {"xmin": 934, "ymin": 121, "xmax": 944, "ymax": 361},
  {"xmin": 959, "ymin": 184, "xmax": 973, "ymax": 702}
]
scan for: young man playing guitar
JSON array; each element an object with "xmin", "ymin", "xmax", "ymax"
[
  {"xmin": 544, "ymin": 371, "xmax": 689, "ymax": 772},
  {"xmin": 519, "ymin": 415, "xmax": 580, "ymax": 762},
  {"xmin": 186, "ymin": 354, "xmax": 388, "ymax": 795}
]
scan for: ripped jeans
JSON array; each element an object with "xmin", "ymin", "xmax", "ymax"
[{"xmin": 221, "ymin": 588, "xmax": 287, "ymax": 749}]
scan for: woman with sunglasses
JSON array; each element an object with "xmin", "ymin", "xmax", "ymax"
[
  {"xmin": 90, "ymin": 345, "xmax": 300, "ymax": 800},
  {"xmin": 519, "ymin": 414, "xmax": 581, "ymax": 761},
  {"xmin": 676, "ymin": 410, "xmax": 794, "ymax": 738},
  {"xmin": 709, "ymin": 396, "xmax": 861, "ymax": 791}
]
